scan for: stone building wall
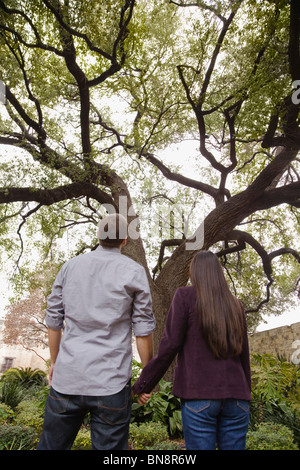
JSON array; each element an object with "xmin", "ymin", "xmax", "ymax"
[
  {"xmin": 248, "ymin": 322, "xmax": 300, "ymax": 364},
  {"xmin": 0, "ymin": 319, "xmax": 49, "ymax": 373}
]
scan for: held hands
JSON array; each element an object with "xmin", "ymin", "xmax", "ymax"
[
  {"xmin": 137, "ymin": 392, "xmax": 153, "ymax": 405},
  {"xmin": 132, "ymin": 390, "xmax": 153, "ymax": 406}
]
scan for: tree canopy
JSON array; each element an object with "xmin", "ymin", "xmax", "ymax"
[{"xmin": 0, "ymin": 0, "xmax": 299, "ymax": 340}]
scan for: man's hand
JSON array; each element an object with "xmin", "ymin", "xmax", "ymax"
[
  {"xmin": 133, "ymin": 334, "xmax": 154, "ymax": 406},
  {"xmin": 48, "ymin": 362, "xmax": 55, "ymax": 386},
  {"xmin": 47, "ymin": 328, "xmax": 62, "ymax": 386}
]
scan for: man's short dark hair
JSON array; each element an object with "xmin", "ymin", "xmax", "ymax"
[{"xmin": 97, "ymin": 214, "xmax": 128, "ymax": 248}]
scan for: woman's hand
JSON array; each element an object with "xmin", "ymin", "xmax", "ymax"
[
  {"xmin": 132, "ymin": 389, "xmax": 153, "ymax": 405},
  {"xmin": 137, "ymin": 392, "xmax": 153, "ymax": 405}
]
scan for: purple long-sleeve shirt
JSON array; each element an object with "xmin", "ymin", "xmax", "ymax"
[{"xmin": 133, "ymin": 286, "xmax": 251, "ymax": 401}]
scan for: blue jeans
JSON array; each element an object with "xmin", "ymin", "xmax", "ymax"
[
  {"xmin": 181, "ymin": 399, "xmax": 250, "ymax": 450},
  {"xmin": 37, "ymin": 382, "xmax": 131, "ymax": 450}
]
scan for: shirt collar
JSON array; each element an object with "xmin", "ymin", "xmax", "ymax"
[{"xmin": 96, "ymin": 245, "xmax": 121, "ymax": 255}]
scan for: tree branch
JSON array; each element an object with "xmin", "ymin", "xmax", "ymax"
[
  {"xmin": 224, "ymin": 229, "xmax": 273, "ymax": 281},
  {"xmin": 0, "ymin": 20, "xmax": 65, "ymax": 57},
  {"xmin": 41, "ymin": 0, "xmax": 113, "ymax": 61},
  {"xmin": 0, "ymin": 183, "xmax": 117, "ymax": 208},
  {"xmin": 248, "ymin": 148, "xmax": 299, "ymax": 196},
  {"xmin": 222, "ymin": 229, "xmax": 274, "ymax": 314},
  {"xmin": 52, "ymin": 1, "xmax": 91, "ymax": 159},
  {"xmin": 262, "ymin": 0, "xmax": 300, "ymax": 149},
  {"xmin": 288, "ymin": 0, "xmax": 300, "ymax": 81},
  {"xmin": 252, "ymin": 181, "xmax": 300, "ymax": 210},
  {"xmin": 216, "ymin": 240, "xmax": 246, "ymax": 258},
  {"xmin": 88, "ymin": 111, "xmax": 226, "ymax": 201},
  {"xmin": 5, "ymin": 87, "xmax": 46, "ymax": 142},
  {"xmin": 142, "ymin": 151, "xmax": 229, "ymax": 200},
  {"xmin": 0, "ymin": 130, "xmax": 124, "ymax": 192},
  {"xmin": 269, "ymin": 247, "xmax": 300, "ymax": 264},
  {"xmin": 198, "ymin": 10, "xmax": 237, "ymax": 108},
  {"xmin": 222, "ymin": 230, "xmax": 300, "ymax": 314},
  {"xmin": 152, "ymin": 238, "xmax": 185, "ymax": 279},
  {"xmin": 169, "ymin": 0, "xmax": 227, "ymax": 22}
]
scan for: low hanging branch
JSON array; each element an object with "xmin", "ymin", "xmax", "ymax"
[{"xmin": 0, "ymin": 183, "xmax": 117, "ymax": 208}]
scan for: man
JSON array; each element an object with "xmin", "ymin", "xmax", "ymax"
[{"xmin": 37, "ymin": 213, "xmax": 155, "ymax": 450}]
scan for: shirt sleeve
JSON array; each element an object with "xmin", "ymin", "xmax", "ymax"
[
  {"xmin": 45, "ymin": 268, "xmax": 65, "ymax": 330},
  {"xmin": 133, "ymin": 288, "xmax": 188, "ymax": 394},
  {"xmin": 240, "ymin": 307, "xmax": 252, "ymax": 392},
  {"xmin": 131, "ymin": 266, "xmax": 156, "ymax": 337}
]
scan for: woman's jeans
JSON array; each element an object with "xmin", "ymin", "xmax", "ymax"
[
  {"xmin": 37, "ymin": 381, "xmax": 132, "ymax": 450},
  {"xmin": 181, "ymin": 398, "xmax": 250, "ymax": 450}
]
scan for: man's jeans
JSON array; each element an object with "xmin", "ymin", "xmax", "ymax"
[
  {"xmin": 37, "ymin": 381, "xmax": 132, "ymax": 450},
  {"xmin": 181, "ymin": 398, "xmax": 250, "ymax": 450}
]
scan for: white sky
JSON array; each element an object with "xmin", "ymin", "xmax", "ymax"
[{"xmin": 257, "ymin": 308, "xmax": 299, "ymax": 332}]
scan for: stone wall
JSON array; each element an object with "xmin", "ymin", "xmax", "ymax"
[
  {"xmin": 248, "ymin": 322, "xmax": 300, "ymax": 364},
  {"xmin": 0, "ymin": 319, "xmax": 48, "ymax": 373}
]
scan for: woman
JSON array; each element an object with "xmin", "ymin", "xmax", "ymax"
[{"xmin": 133, "ymin": 251, "xmax": 251, "ymax": 450}]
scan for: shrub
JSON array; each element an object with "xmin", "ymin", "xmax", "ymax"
[
  {"xmin": 0, "ymin": 424, "xmax": 38, "ymax": 450},
  {"xmin": 0, "ymin": 403, "xmax": 15, "ymax": 424},
  {"xmin": 246, "ymin": 422, "xmax": 298, "ymax": 450},
  {"xmin": 145, "ymin": 440, "xmax": 184, "ymax": 450},
  {"xmin": 0, "ymin": 367, "xmax": 47, "ymax": 389},
  {"xmin": 14, "ymin": 399, "xmax": 44, "ymax": 434},
  {"xmin": 0, "ymin": 381, "xmax": 26, "ymax": 409},
  {"xmin": 71, "ymin": 428, "xmax": 92, "ymax": 450},
  {"xmin": 251, "ymin": 354, "xmax": 299, "ymax": 404},
  {"xmin": 250, "ymin": 354, "xmax": 300, "ymax": 448},
  {"xmin": 129, "ymin": 422, "xmax": 169, "ymax": 450},
  {"xmin": 131, "ymin": 361, "xmax": 182, "ymax": 437},
  {"xmin": 35, "ymin": 385, "xmax": 50, "ymax": 410},
  {"xmin": 0, "ymin": 368, "xmax": 48, "ymax": 410}
]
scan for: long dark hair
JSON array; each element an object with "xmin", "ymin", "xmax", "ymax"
[{"xmin": 189, "ymin": 251, "xmax": 244, "ymax": 359}]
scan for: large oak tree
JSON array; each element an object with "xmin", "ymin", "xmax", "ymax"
[{"xmin": 0, "ymin": 0, "xmax": 299, "ymax": 360}]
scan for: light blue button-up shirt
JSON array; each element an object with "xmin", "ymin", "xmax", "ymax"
[{"xmin": 45, "ymin": 245, "xmax": 155, "ymax": 396}]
